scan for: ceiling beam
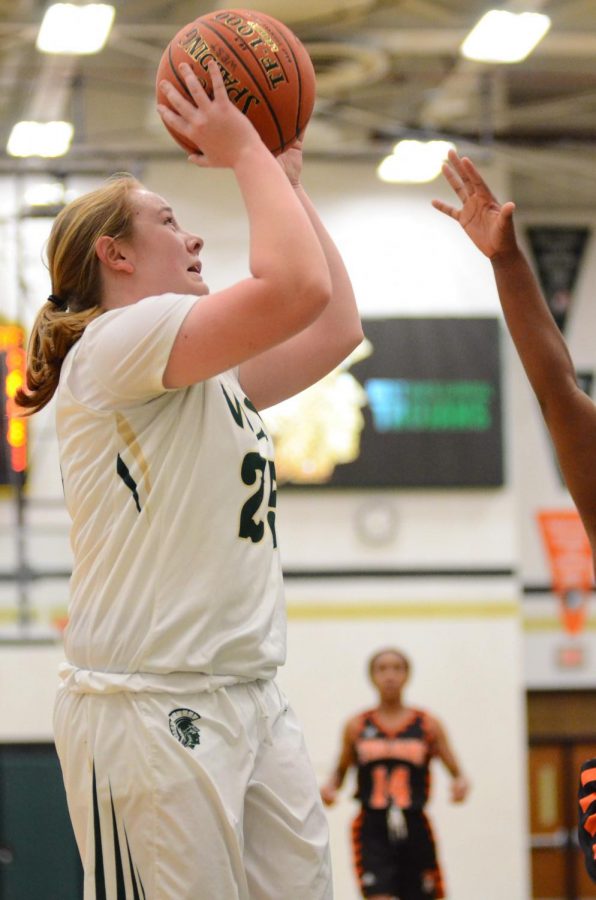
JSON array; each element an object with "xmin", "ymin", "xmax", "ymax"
[
  {"xmin": 353, "ymin": 28, "xmax": 596, "ymax": 57},
  {"xmin": 1, "ymin": 24, "xmax": 596, "ymax": 57}
]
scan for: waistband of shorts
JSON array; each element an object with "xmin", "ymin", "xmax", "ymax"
[{"xmin": 57, "ymin": 663, "xmax": 258, "ymax": 695}]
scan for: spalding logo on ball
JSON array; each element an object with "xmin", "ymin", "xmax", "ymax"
[{"xmin": 156, "ymin": 9, "xmax": 316, "ymax": 156}]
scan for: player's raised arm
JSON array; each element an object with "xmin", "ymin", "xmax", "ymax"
[
  {"xmin": 159, "ymin": 61, "xmax": 332, "ymax": 390},
  {"xmin": 240, "ymin": 137, "xmax": 363, "ymax": 410},
  {"xmin": 434, "ymin": 150, "xmax": 596, "ymax": 555}
]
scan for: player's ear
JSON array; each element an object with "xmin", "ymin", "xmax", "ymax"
[{"xmin": 95, "ymin": 235, "xmax": 135, "ymax": 274}]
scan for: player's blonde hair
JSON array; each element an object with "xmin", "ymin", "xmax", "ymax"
[{"xmin": 17, "ymin": 173, "xmax": 142, "ymax": 414}]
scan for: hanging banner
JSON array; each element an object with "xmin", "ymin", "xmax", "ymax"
[
  {"xmin": 526, "ymin": 226, "xmax": 590, "ymax": 333},
  {"xmin": 537, "ymin": 509, "xmax": 594, "ymax": 634}
]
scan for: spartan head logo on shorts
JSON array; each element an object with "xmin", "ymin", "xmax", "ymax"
[{"xmin": 168, "ymin": 708, "xmax": 201, "ymax": 749}]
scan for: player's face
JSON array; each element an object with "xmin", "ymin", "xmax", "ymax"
[
  {"xmin": 371, "ymin": 652, "xmax": 409, "ymax": 699},
  {"xmin": 126, "ymin": 189, "xmax": 209, "ymax": 297}
]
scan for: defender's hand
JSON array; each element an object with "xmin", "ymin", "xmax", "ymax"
[{"xmin": 433, "ymin": 150, "xmax": 517, "ymax": 260}]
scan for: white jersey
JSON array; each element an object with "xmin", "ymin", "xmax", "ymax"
[{"xmin": 55, "ymin": 293, "xmax": 285, "ymax": 682}]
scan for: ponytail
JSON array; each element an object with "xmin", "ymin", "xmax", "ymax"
[
  {"xmin": 16, "ymin": 302, "xmax": 102, "ymax": 413},
  {"xmin": 16, "ymin": 173, "xmax": 141, "ymax": 414}
]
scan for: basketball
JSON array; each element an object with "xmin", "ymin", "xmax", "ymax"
[{"xmin": 156, "ymin": 8, "xmax": 316, "ymax": 156}]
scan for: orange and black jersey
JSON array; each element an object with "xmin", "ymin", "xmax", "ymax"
[
  {"xmin": 579, "ymin": 758, "xmax": 596, "ymax": 882},
  {"xmin": 354, "ymin": 708, "xmax": 438, "ymax": 812}
]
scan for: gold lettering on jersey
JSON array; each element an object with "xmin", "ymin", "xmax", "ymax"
[
  {"xmin": 357, "ymin": 738, "xmax": 427, "ymax": 766},
  {"xmin": 221, "ymin": 384, "xmax": 268, "ymax": 441}
]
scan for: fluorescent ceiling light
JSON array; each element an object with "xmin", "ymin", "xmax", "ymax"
[
  {"xmin": 7, "ymin": 121, "xmax": 74, "ymax": 158},
  {"xmin": 461, "ymin": 10, "xmax": 551, "ymax": 64},
  {"xmin": 23, "ymin": 182, "xmax": 66, "ymax": 207},
  {"xmin": 377, "ymin": 140, "xmax": 455, "ymax": 184},
  {"xmin": 37, "ymin": 3, "xmax": 115, "ymax": 54}
]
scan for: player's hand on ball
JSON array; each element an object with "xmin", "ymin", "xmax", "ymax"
[
  {"xmin": 277, "ymin": 137, "xmax": 304, "ymax": 188},
  {"xmin": 157, "ymin": 60, "xmax": 264, "ymax": 168}
]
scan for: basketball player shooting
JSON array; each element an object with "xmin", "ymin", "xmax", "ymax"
[{"xmin": 18, "ymin": 60, "xmax": 362, "ymax": 898}]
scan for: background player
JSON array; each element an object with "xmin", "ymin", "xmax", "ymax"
[
  {"xmin": 17, "ymin": 61, "xmax": 362, "ymax": 899},
  {"xmin": 321, "ymin": 648, "xmax": 469, "ymax": 900}
]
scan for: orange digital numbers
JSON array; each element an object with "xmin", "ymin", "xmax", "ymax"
[{"xmin": 1, "ymin": 325, "xmax": 27, "ymax": 479}]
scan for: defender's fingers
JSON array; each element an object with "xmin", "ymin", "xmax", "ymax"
[
  {"xmin": 432, "ymin": 198, "xmax": 460, "ymax": 220},
  {"xmin": 499, "ymin": 200, "xmax": 515, "ymax": 227},
  {"xmin": 448, "ymin": 150, "xmax": 474, "ymax": 192},
  {"xmin": 440, "ymin": 162, "xmax": 467, "ymax": 200},
  {"xmin": 460, "ymin": 157, "xmax": 496, "ymax": 199},
  {"xmin": 500, "ymin": 201, "xmax": 516, "ymax": 220}
]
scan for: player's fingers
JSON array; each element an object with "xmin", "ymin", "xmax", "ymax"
[
  {"xmin": 178, "ymin": 62, "xmax": 210, "ymax": 108},
  {"xmin": 432, "ymin": 198, "xmax": 460, "ymax": 220},
  {"xmin": 460, "ymin": 157, "xmax": 495, "ymax": 198},
  {"xmin": 159, "ymin": 80, "xmax": 198, "ymax": 119},
  {"xmin": 497, "ymin": 201, "xmax": 517, "ymax": 232},
  {"xmin": 157, "ymin": 104, "xmax": 196, "ymax": 141},
  {"xmin": 446, "ymin": 149, "xmax": 470, "ymax": 184},
  {"xmin": 440, "ymin": 162, "xmax": 467, "ymax": 201},
  {"xmin": 207, "ymin": 59, "xmax": 228, "ymax": 102},
  {"xmin": 501, "ymin": 200, "xmax": 516, "ymax": 219}
]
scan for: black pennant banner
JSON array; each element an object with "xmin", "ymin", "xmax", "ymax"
[{"xmin": 526, "ymin": 226, "xmax": 590, "ymax": 332}]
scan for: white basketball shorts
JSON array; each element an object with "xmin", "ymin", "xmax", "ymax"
[{"xmin": 53, "ymin": 677, "xmax": 333, "ymax": 899}]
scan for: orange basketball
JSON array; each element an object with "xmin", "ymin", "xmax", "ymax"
[{"xmin": 156, "ymin": 9, "xmax": 316, "ymax": 156}]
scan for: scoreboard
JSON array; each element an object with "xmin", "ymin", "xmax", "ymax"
[
  {"xmin": 0, "ymin": 324, "xmax": 27, "ymax": 486},
  {"xmin": 266, "ymin": 317, "xmax": 503, "ymax": 489}
]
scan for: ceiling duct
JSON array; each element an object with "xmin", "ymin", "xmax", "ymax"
[
  {"xmin": 309, "ymin": 42, "xmax": 390, "ymax": 97},
  {"xmin": 213, "ymin": 0, "xmax": 377, "ymax": 26}
]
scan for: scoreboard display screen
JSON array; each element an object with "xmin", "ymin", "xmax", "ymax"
[
  {"xmin": 0, "ymin": 325, "xmax": 27, "ymax": 487},
  {"xmin": 266, "ymin": 317, "xmax": 503, "ymax": 489}
]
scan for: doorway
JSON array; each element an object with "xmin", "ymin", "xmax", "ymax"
[{"xmin": 528, "ymin": 691, "xmax": 596, "ymax": 900}]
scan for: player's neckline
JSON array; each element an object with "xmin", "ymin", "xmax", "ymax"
[{"xmin": 370, "ymin": 707, "xmax": 417, "ymax": 737}]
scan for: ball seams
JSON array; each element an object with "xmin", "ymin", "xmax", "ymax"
[
  {"xmin": 157, "ymin": 9, "xmax": 315, "ymax": 157},
  {"xmin": 202, "ymin": 20, "xmax": 286, "ymax": 152}
]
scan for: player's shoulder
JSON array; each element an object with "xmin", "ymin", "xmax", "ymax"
[
  {"xmin": 409, "ymin": 705, "xmax": 434, "ymax": 720},
  {"xmin": 345, "ymin": 708, "xmax": 376, "ymax": 736},
  {"xmin": 82, "ymin": 293, "xmax": 179, "ymax": 339},
  {"xmin": 411, "ymin": 707, "xmax": 442, "ymax": 734}
]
